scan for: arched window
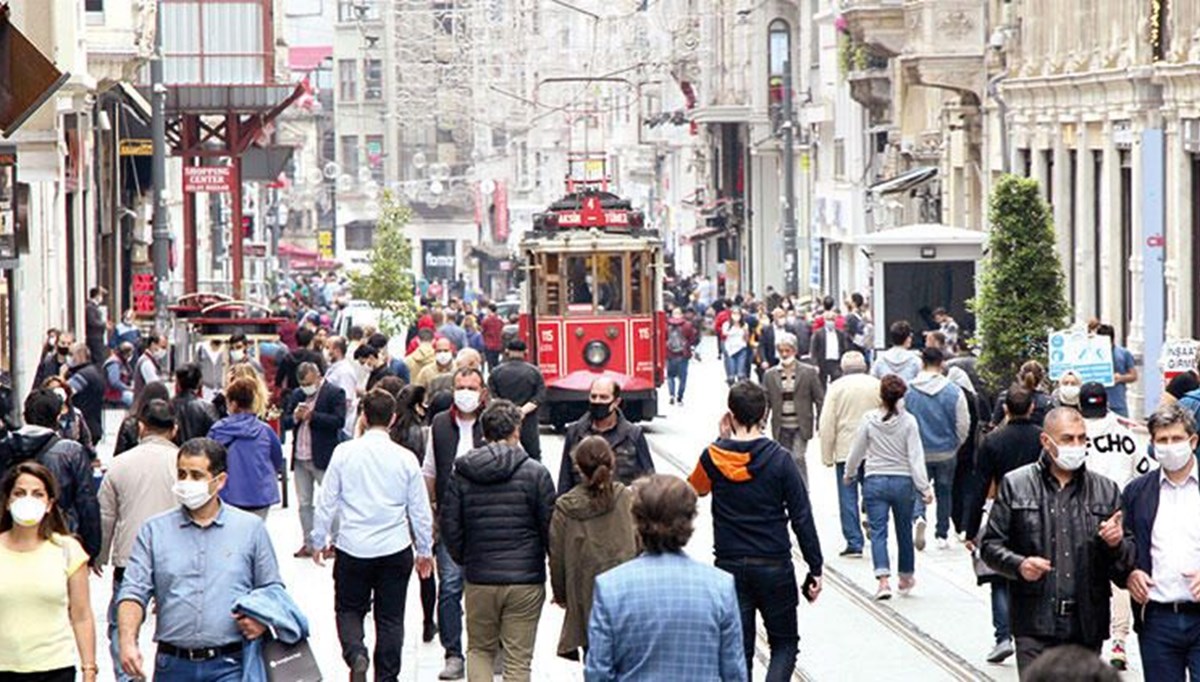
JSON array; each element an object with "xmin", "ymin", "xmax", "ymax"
[{"xmin": 768, "ymin": 19, "xmax": 791, "ymax": 106}]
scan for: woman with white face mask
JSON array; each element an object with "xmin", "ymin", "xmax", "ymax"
[{"xmin": 0, "ymin": 462, "xmax": 98, "ymax": 681}]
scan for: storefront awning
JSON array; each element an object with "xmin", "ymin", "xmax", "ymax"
[
  {"xmin": 681, "ymin": 226, "xmax": 725, "ymax": 245},
  {"xmin": 869, "ymin": 166, "xmax": 938, "ymax": 196}
]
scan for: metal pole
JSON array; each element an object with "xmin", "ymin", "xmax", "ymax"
[
  {"xmin": 781, "ymin": 60, "xmax": 798, "ymax": 296},
  {"xmin": 150, "ymin": 0, "xmax": 170, "ymax": 330}
]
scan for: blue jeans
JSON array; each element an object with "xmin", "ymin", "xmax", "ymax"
[
  {"xmin": 108, "ymin": 572, "xmax": 133, "ymax": 682},
  {"xmin": 152, "ymin": 649, "xmax": 243, "ymax": 682},
  {"xmin": 863, "ymin": 475, "xmax": 916, "ymax": 577},
  {"xmin": 724, "ymin": 348, "xmax": 749, "ymax": 382},
  {"xmin": 913, "ymin": 458, "xmax": 956, "ymax": 539},
  {"xmin": 991, "ymin": 581, "xmax": 1011, "ymax": 644},
  {"xmin": 1139, "ymin": 607, "xmax": 1200, "ymax": 681},
  {"xmin": 436, "ymin": 542, "xmax": 464, "ymax": 660},
  {"xmin": 835, "ymin": 462, "xmax": 864, "ymax": 552},
  {"xmin": 666, "ymin": 357, "xmax": 690, "ymax": 400},
  {"xmin": 715, "ymin": 558, "xmax": 799, "ymax": 682}
]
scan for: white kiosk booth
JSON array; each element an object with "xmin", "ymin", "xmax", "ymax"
[{"xmin": 856, "ymin": 224, "xmax": 987, "ymax": 350}]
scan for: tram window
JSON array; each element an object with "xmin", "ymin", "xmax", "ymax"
[
  {"xmin": 595, "ymin": 254, "xmax": 625, "ymax": 312},
  {"xmin": 630, "ymin": 252, "xmax": 648, "ymax": 314},
  {"xmin": 538, "ymin": 253, "xmax": 562, "ymax": 316},
  {"xmin": 566, "ymin": 255, "xmax": 592, "ymax": 308}
]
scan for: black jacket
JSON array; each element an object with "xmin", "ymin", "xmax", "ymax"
[
  {"xmin": 487, "ymin": 360, "xmax": 546, "ymax": 460},
  {"xmin": 114, "ymin": 416, "xmax": 140, "ymax": 456},
  {"xmin": 990, "ymin": 389, "xmax": 1053, "ymax": 429},
  {"xmin": 171, "ymin": 390, "xmax": 219, "ymax": 445},
  {"xmin": 441, "ymin": 442, "xmax": 556, "ymax": 585},
  {"xmin": 0, "ymin": 427, "xmax": 100, "ymax": 562},
  {"xmin": 965, "ymin": 417, "xmax": 1044, "ymax": 539},
  {"xmin": 280, "ymin": 383, "xmax": 347, "ymax": 471},
  {"xmin": 981, "ymin": 455, "xmax": 1134, "ymax": 645},
  {"xmin": 67, "ymin": 364, "xmax": 105, "ymax": 446},
  {"xmin": 32, "ymin": 352, "xmax": 65, "ymax": 393},
  {"xmin": 1122, "ymin": 469, "xmax": 1186, "ymax": 633},
  {"xmin": 430, "ymin": 410, "xmax": 486, "ymax": 505},
  {"xmin": 275, "ymin": 348, "xmax": 326, "ymax": 392},
  {"xmin": 557, "ymin": 411, "xmax": 654, "ymax": 496},
  {"xmin": 809, "ymin": 326, "xmax": 849, "ymax": 365}
]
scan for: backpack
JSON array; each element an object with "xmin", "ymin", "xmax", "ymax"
[{"xmin": 666, "ymin": 324, "xmax": 687, "ymax": 354}]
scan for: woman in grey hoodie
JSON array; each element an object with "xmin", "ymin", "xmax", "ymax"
[{"xmin": 844, "ymin": 374, "xmax": 934, "ymax": 600}]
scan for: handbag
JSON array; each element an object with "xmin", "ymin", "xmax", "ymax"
[
  {"xmin": 262, "ymin": 638, "xmax": 322, "ymax": 682},
  {"xmin": 971, "ymin": 500, "xmax": 999, "ymax": 580}
]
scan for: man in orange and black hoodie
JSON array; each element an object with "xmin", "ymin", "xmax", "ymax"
[{"xmin": 689, "ymin": 381, "xmax": 824, "ymax": 682}]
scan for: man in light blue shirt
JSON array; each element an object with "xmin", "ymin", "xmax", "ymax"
[
  {"xmin": 117, "ymin": 437, "xmax": 282, "ymax": 681},
  {"xmin": 311, "ymin": 389, "xmax": 435, "ymax": 682},
  {"xmin": 1098, "ymin": 324, "xmax": 1138, "ymax": 417}
]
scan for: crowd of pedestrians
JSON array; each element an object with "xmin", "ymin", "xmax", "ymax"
[{"xmin": 4, "ymin": 277, "xmax": 1200, "ymax": 682}]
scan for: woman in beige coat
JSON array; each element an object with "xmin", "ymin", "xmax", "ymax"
[{"xmin": 549, "ymin": 436, "xmax": 639, "ymax": 661}]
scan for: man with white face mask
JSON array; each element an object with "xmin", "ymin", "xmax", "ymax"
[
  {"xmin": 763, "ymin": 333, "xmax": 824, "ymax": 485},
  {"xmin": 117, "ymin": 437, "xmax": 282, "ymax": 680},
  {"xmin": 416, "ymin": 337, "xmax": 457, "ymax": 390},
  {"xmin": 1122, "ymin": 404, "xmax": 1200, "ymax": 679},
  {"xmin": 981, "ymin": 407, "xmax": 1134, "ymax": 676},
  {"xmin": 422, "ymin": 368, "xmax": 487, "ymax": 680}
]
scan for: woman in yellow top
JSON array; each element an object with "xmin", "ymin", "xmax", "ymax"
[{"xmin": 0, "ymin": 461, "xmax": 97, "ymax": 681}]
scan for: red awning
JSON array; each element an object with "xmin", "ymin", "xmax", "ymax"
[
  {"xmin": 278, "ymin": 242, "xmax": 320, "ymax": 259},
  {"xmin": 288, "ymin": 46, "xmax": 332, "ymax": 73}
]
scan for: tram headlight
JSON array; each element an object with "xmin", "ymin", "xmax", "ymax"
[{"xmin": 583, "ymin": 340, "xmax": 610, "ymax": 368}]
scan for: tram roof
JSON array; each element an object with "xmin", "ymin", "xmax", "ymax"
[{"xmin": 520, "ymin": 228, "xmax": 662, "ymax": 252}]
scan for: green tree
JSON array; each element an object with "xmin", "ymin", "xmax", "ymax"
[
  {"xmin": 348, "ymin": 190, "xmax": 418, "ymax": 334},
  {"xmin": 971, "ymin": 174, "xmax": 1069, "ymax": 391}
]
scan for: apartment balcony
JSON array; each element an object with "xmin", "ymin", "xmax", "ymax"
[
  {"xmin": 898, "ymin": 0, "xmax": 986, "ymax": 100},
  {"xmin": 848, "ymin": 65, "xmax": 893, "ymax": 127},
  {"xmin": 840, "ymin": 0, "xmax": 906, "ymax": 58}
]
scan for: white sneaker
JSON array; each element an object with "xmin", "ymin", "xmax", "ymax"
[
  {"xmin": 914, "ymin": 518, "xmax": 927, "ymax": 551},
  {"xmin": 936, "ymin": 537, "xmax": 951, "ymax": 550}
]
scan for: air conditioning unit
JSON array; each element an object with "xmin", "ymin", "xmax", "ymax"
[{"xmin": 365, "ymin": 88, "xmax": 382, "ymax": 99}]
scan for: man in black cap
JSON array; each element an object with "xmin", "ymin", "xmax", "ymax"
[{"xmin": 485, "ymin": 339, "xmax": 545, "ymax": 461}]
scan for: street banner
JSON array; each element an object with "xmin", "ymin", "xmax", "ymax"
[
  {"xmin": 1048, "ymin": 329, "xmax": 1115, "ymax": 386},
  {"xmin": 1160, "ymin": 338, "xmax": 1198, "ymax": 380}
]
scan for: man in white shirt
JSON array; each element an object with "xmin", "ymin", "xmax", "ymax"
[
  {"xmin": 311, "ymin": 389, "xmax": 434, "ymax": 682},
  {"xmin": 423, "ymin": 368, "xmax": 487, "ymax": 680},
  {"xmin": 324, "ymin": 335, "xmax": 360, "ymax": 437},
  {"xmin": 1121, "ymin": 404, "xmax": 1200, "ymax": 679}
]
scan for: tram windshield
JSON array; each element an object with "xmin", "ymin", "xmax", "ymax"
[{"xmin": 532, "ymin": 251, "xmax": 653, "ymax": 316}]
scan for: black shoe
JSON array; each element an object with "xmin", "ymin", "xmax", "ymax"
[
  {"xmin": 839, "ymin": 547, "xmax": 863, "ymax": 558},
  {"xmin": 423, "ymin": 620, "xmax": 438, "ymax": 643},
  {"xmin": 349, "ymin": 653, "xmax": 369, "ymax": 682}
]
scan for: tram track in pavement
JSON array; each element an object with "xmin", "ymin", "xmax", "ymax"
[{"xmin": 648, "ymin": 440, "xmax": 992, "ymax": 682}]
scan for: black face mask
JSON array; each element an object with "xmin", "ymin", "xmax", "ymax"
[
  {"xmin": 56, "ymin": 346, "xmax": 70, "ymax": 357},
  {"xmin": 588, "ymin": 401, "xmax": 614, "ymax": 421}
]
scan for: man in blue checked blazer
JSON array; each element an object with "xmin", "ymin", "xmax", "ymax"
[{"xmin": 585, "ymin": 475, "xmax": 747, "ymax": 682}]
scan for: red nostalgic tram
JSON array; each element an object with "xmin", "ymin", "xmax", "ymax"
[{"xmin": 519, "ymin": 157, "xmax": 665, "ymax": 430}]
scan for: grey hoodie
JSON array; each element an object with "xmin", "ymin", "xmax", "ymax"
[
  {"xmin": 870, "ymin": 346, "xmax": 922, "ymax": 382},
  {"xmin": 844, "ymin": 409, "xmax": 932, "ymax": 495}
]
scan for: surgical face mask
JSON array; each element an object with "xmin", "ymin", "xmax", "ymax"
[
  {"xmin": 1052, "ymin": 443, "xmax": 1088, "ymax": 472},
  {"xmin": 589, "ymin": 400, "xmax": 614, "ymax": 421},
  {"xmin": 1059, "ymin": 385, "xmax": 1081, "ymax": 404},
  {"xmin": 300, "ymin": 384, "xmax": 318, "ymax": 397},
  {"xmin": 9, "ymin": 496, "xmax": 47, "ymax": 527},
  {"xmin": 1156, "ymin": 441, "xmax": 1196, "ymax": 473},
  {"xmin": 780, "ymin": 355, "xmax": 797, "ymax": 366},
  {"xmin": 173, "ymin": 479, "xmax": 214, "ymax": 511},
  {"xmin": 53, "ymin": 388, "xmax": 68, "ymax": 404},
  {"xmin": 454, "ymin": 389, "xmax": 481, "ymax": 414},
  {"xmin": 229, "ymin": 349, "xmax": 245, "ymax": 362},
  {"xmin": 154, "ymin": 348, "xmax": 168, "ymax": 361},
  {"xmin": 66, "ymin": 357, "xmax": 80, "ymax": 369},
  {"xmin": 436, "ymin": 351, "xmax": 453, "ymax": 366}
]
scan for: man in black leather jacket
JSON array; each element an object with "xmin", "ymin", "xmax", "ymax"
[
  {"xmin": 171, "ymin": 363, "xmax": 218, "ymax": 445},
  {"xmin": 981, "ymin": 407, "xmax": 1134, "ymax": 676},
  {"xmin": 441, "ymin": 399, "xmax": 555, "ymax": 681}
]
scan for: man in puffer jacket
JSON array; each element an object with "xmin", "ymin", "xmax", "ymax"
[
  {"xmin": 870, "ymin": 320, "xmax": 922, "ymax": 382},
  {"xmin": 440, "ymin": 399, "xmax": 556, "ymax": 681},
  {"xmin": 904, "ymin": 347, "xmax": 969, "ymax": 551}
]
